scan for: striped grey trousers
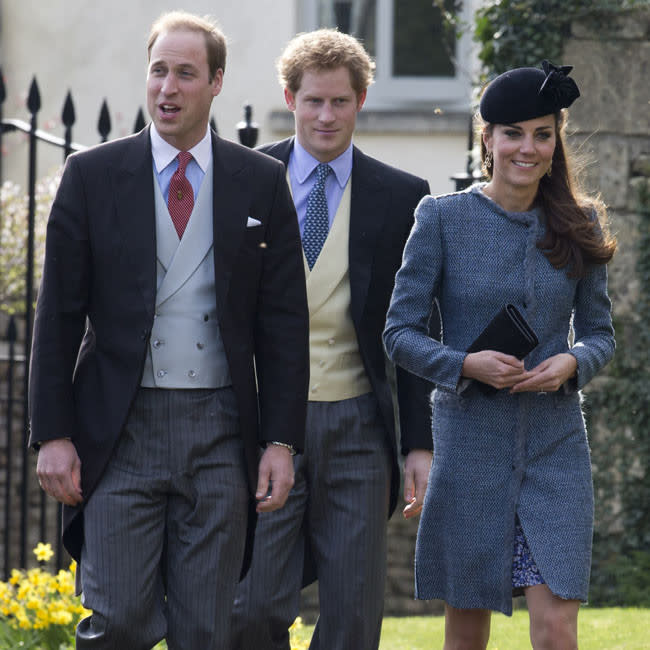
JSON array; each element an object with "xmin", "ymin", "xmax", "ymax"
[
  {"xmin": 76, "ymin": 387, "xmax": 249, "ymax": 650},
  {"xmin": 231, "ymin": 392, "xmax": 391, "ymax": 650}
]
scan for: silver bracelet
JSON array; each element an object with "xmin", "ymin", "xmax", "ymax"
[{"xmin": 268, "ymin": 441, "xmax": 297, "ymax": 456}]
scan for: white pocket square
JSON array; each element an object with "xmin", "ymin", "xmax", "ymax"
[{"xmin": 246, "ymin": 217, "xmax": 262, "ymax": 228}]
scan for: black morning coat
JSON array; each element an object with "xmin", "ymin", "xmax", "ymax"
[{"xmin": 28, "ymin": 127, "xmax": 310, "ymax": 576}]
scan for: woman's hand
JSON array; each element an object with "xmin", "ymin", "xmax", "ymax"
[
  {"xmin": 462, "ymin": 350, "xmax": 531, "ymax": 389},
  {"xmin": 510, "ymin": 353, "xmax": 577, "ymax": 393}
]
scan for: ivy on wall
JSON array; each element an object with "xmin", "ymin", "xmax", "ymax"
[
  {"xmin": 434, "ymin": 0, "xmax": 647, "ymax": 77},
  {"xmin": 473, "ymin": 0, "xmax": 646, "ymax": 76}
]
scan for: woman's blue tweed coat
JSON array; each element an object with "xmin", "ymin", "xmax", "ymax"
[{"xmin": 383, "ymin": 185, "xmax": 615, "ymax": 615}]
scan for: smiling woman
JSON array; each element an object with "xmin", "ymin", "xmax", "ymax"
[
  {"xmin": 478, "ymin": 62, "xmax": 616, "ymax": 278},
  {"xmin": 383, "ymin": 60, "xmax": 617, "ymax": 649},
  {"xmin": 481, "ymin": 115, "xmax": 556, "ymax": 213}
]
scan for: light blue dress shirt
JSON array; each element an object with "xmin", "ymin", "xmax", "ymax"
[{"xmin": 288, "ymin": 139, "xmax": 353, "ymax": 237}]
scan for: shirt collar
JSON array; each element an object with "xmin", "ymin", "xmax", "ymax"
[
  {"xmin": 292, "ymin": 138, "xmax": 353, "ymax": 188},
  {"xmin": 150, "ymin": 124, "xmax": 212, "ymax": 173}
]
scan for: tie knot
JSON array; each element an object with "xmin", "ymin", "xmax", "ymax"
[
  {"xmin": 177, "ymin": 151, "xmax": 192, "ymax": 173},
  {"xmin": 315, "ymin": 163, "xmax": 332, "ymax": 184}
]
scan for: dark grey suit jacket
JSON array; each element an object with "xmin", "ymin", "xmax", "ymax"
[{"xmin": 29, "ymin": 127, "xmax": 310, "ymax": 575}]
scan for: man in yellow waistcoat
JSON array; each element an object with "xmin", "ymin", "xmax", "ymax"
[{"xmin": 230, "ymin": 29, "xmax": 435, "ymax": 650}]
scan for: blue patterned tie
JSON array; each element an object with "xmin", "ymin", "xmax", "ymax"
[{"xmin": 302, "ymin": 163, "xmax": 332, "ymax": 270}]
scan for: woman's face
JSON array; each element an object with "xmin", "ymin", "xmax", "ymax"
[{"xmin": 484, "ymin": 114, "xmax": 557, "ymax": 194}]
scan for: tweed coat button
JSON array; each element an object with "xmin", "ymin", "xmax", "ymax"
[
  {"xmin": 157, "ymin": 370, "xmax": 166, "ymax": 378},
  {"xmin": 196, "ymin": 342, "xmax": 204, "ymax": 350}
]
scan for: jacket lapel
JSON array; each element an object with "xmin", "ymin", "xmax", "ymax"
[
  {"xmin": 111, "ymin": 128, "xmax": 157, "ymax": 318},
  {"xmin": 258, "ymin": 137, "xmax": 293, "ymax": 166},
  {"xmin": 349, "ymin": 147, "xmax": 389, "ymax": 325},
  {"xmin": 155, "ymin": 159, "xmax": 214, "ymax": 307},
  {"xmin": 211, "ymin": 133, "xmax": 250, "ymax": 313}
]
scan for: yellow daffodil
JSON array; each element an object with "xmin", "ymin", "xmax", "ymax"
[
  {"xmin": 0, "ymin": 543, "xmax": 92, "ymax": 644},
  {"xmin": 34, "ymin": 542, "xmax": 54, "ymax": 562}
]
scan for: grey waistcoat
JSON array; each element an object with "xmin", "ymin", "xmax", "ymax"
[{"xmin": 141, "ymin": 160, "xmax": 232, "ymax": 388}]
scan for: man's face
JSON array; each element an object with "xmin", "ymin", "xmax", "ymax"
[
  {"xmin": 146, "ymin": 29, "xmax": 222, "ymax": 151},
  {"xmin": 285, "ymin": 66, "xmax": 366, "ymax": 163}
]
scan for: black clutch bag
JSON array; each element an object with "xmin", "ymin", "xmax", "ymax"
[{"xmin": 466, "ymin": 304, "xmax": 539, "ymax": 395}]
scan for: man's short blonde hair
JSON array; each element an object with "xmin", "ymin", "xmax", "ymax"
[
  {"xmin": 147, "ymin": 10, "xmax": 227, "ymax": 80},
  {"xmin": 278, "ymin": 29, "xmax": 375, "ymax": 96}
]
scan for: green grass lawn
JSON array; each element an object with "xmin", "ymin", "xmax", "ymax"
[
  {"xmin": 4, "ymin": 607, "xmax": 637, "ymax": 649},
  {"xmin": 291, "ymin": 608, "xmax": 650, "ymax": 649}
]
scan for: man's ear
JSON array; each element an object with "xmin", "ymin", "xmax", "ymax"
[
  {"xmin": 211, "ymin": 68, "xmax": 224, "ymax": 98},
  {"xmin": 284, "ymin": 88, "xmax": 297, "ymax": 111},
  {"xmin": 356, "ymin": 88, "xmax": 367, "ymax": 112}
]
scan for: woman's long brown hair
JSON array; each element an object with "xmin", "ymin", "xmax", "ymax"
[{"xmin": 480, "ymin": 110, "xmax": 617, "ymax": 278}]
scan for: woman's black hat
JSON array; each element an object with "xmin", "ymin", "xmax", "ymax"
[{"xmin": 479, "ymin": 60, "xmax": 580, "ymax": 124}]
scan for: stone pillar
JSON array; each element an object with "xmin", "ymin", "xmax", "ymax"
[{"xmin": 564, "ymin": 9, "xmax": 650, "ymax": 312}]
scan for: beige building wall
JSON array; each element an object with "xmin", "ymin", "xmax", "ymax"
[{"xmin": 0, "ymin": 0, "xmax": 471, "ymax": 196}]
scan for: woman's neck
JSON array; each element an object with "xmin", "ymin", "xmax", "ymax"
[{"xmin": 482, "ymin": 179, "xmax": 539, "ymax": 213}]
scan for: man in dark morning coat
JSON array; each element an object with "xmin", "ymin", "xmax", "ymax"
[
  {"xmin": 231, "ymin": 29, "xmax": 435, "ymax": 650},
  {"xmin": 28, "ymin": 11, "xmax": 308, "ymax": 649}
]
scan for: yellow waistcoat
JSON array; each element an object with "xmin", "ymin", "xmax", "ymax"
[{"xmin": 302, "ymin": 179, "xmax": 372, "ymax": 401}]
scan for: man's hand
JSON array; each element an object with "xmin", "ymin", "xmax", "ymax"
[
  {"xmin": 403, "ymin": 449, "xmax": 433, "ymax": 519},
  {"xmin": 255, "ymin": 444, "xmax": 295, "ymax": 513},
  {"xmin": 510, "ymin": 353, "xmax": 577, "ymax": 393},
  {"xmin": 36, "ymin": 438, "xmax": 83, "ymax": 506}
]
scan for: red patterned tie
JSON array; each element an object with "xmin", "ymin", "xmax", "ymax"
[{"xmin": 168, "ymin": 151, "xmax": 194, "ymax": 238}]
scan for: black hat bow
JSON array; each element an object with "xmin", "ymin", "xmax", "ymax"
[{"xmin": 539, "ymin": 60, "xmax": 580, "ymax": 109}]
